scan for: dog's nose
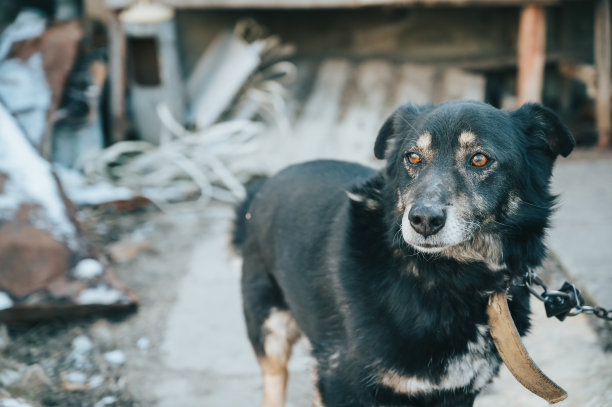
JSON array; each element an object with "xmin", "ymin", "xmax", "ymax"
[{"xmin": 408, "ymin": 204, "xmax": 446, "ymax": 237}]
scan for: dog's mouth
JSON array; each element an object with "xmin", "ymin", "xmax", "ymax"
[{"xmin": 409, "ymin": 242, "xmax": 450, "ymax": 254}]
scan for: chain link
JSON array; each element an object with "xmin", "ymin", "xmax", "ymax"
[
  {"xmin": 578, "ymin": 305, "xmax": 612, "ymax": 321},
  {"xmin": 521, "ymin": 271, "xmax": 612, "ymax": 321}
]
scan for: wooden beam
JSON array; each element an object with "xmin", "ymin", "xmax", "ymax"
[
  {"xmin": 105, "ymin": 0, "xmax": 565, "ymax": 10},
  {"xmin": 108, "ymin": 12, "xmax": 127, "ymax": 142},
  {"xmin": 517, "ymin": 4, "xmax": 546, "ymax": 105},
  {"xmin": 595, "ymin": 0, "xmax": 611, "ymax": 149}
]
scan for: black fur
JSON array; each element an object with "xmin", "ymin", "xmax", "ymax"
[{"xmin": 235, "ymin": 100, "xmax": 574, "ymax": 406}]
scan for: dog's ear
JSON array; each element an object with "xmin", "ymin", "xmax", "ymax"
[
  {"xmin": 511, "ymin": 103, "xmax": 575, "ymax": 157},
  {"xmin": 374, "ymin": 103, "xmax": 422, "ymax": 160}
]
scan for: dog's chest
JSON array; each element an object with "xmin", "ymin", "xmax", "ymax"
[{"xmin": 377, "ymin": 324, "xmax": 499, "ymax": 396}]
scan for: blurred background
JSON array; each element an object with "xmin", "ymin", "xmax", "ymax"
[{"xmin": 0, "ymin": 0, "xmax": 610, "ymax": 406}]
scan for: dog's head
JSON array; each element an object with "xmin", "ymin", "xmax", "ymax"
[{"xmin": 373, "ymin": 100, "xmax": 574, "ymax": 267}]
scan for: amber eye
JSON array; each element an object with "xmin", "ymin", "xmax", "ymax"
[
  {"xmin": 471, "ymin": 153, "xmax": 489, "ymax": 167},
  {"xmin": 406, "ymin": 152, "xmax": 422, "ymax": 165}
]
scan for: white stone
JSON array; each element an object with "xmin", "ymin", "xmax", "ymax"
[
  {"xmin": 93, "ymin": 396, "xmax": 117, "ymax": 407},
  {"xmin": 87, "ymin": 374, "xmax": 104, "ymax": 389},
  {"xmin": 104, "ymin": 350, "xmax": 126, "ymax": 366},
  {"xmin": 0, "ymin": 292, "xmax": 13, "ymax": 310},
  {"xmin": 65, "ymin": 371, "xmax": 87, "ymax": 384},
  {"xmin": 73, "ymin": 259, "xmax": 104, "ymax": 279},
  {"xmin": 136, "ymin": 336, "xmax": 150, "ymax": 350},
  {"xmin": 71, "ymin": 335, "xmax": 93, "ymax": 354},
  {"xmin": 77, "ymin": 286, "xmax": 124, "ymax": 305},
  {"xmin": 0, "ymin": 399, "xmax": 34, "ymax": 407}
]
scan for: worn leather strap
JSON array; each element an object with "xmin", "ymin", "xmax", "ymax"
[{"xmin": 487, "ymin": 291, "xmax": 568, "ymax": 404}]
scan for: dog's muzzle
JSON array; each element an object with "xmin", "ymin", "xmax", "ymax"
[
  {"xmin": 408, "ymin": 203, "xmax": 446, "ymax": 238},
  {"xmin": 401, "ymin": 203, "xmax": 471, "ymax": 253}
]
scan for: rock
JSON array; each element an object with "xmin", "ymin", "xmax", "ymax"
[
  {"xmin": 71, "ymin": 335, "xmax": 93, "ymax": 354},
  {"xmin": 69, "ymin": 335, "xmax": 93, "ymax": 370},
  {"xmin": 77, "ymin": 285, "xmax": 127, "ymax": 305},
  {"xmin": 103, "ymin": 350, "xmax": 126, "ymax": 367},
  {"xmin": 0, "ymin": 225, "xmax": 71, "ymax": 296},
  {"xmin": 93, "ymin": 396, "xmax": 117, "ymax": 407},
  {"xmin": 107, "ymin": 240, "xmax": 153, "ymax": 264},
  {"xmin": 15, "ymin": 364, "xmax": 52, "ymax": 394},
  {"xmin": 90, "ymin": 320, "xmax": 114, "ymax": 348},
  {"xmin": 87, "ymin": 374, "xmax": 104, "ymax": 389},
  {"xmin": 136, "ymin": 336, "xmax": 150, "ymax": 351},
  {"xmin": 60, "ymin": 371, "xmax": 88, "ymax": 392},
  {"xmin": 73, "ymin": 259, "xmax": 104, "ymax": 280},
  {"xmin": 0, "ymin": 370, "xmax": 22, "ymax": 387},
  {"xmin": 0, "ymin": 293, "xmax": 13, "ymax": 311},
  {"xmin": 0, "ymin": 398, "xmax": 35, "ymax": 407}
]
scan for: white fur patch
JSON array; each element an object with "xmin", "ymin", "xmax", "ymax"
[
  {"xmin": 379, "ymin": 325, "xmax": 497, "ymax": 395},
  {"xmin": 416, "ymin": 132, "xmax": 432, "ymax": 150},
  {"xmin": 262, "ymin": 309, "xmax": 300, "ymax": 362},
  {"xmin": 459, "ymin": 131, "xmax": 477, "ymax": 146}
]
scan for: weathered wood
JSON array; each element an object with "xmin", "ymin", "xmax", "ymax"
[
  {"xmin": 287, "ymin": 59, "xmax": 351, "ymax": 167},
  {"xmin": 108, "ymin": 12, "xmax": 127, "ymax": 142},
  {"xmin": 40, "ymin": 21, "xmax": 83, "ymax": 159},
  {"xmin": 517, "ymin": 4, "xmax": 546, "ymax": 105},
  {"xmin": 595, "ymin": 0, "xmax": 611, "ymax": 148},
  {"xmin": 105, "ymin": 0, "xmax": 565, "ymax": 10},
  {"xmin": 332, "ymin": 60, "xmax": 394, "ymax": 165},
  {"xmin": 394, "ymin": 63, "xmax": 437, "ymax": 106}
]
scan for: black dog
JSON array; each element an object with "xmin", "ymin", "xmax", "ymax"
[{"xmin": 233, "ymin": 100, "xmax": 574, "ymax": 407}]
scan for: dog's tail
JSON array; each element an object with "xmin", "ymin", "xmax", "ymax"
[{"xmin": 232, "ymin": 175, "xmax": 268, "ymax": 254}]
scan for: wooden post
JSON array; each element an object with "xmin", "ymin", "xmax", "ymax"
[
  {"xmin": 517, "ymin": 5, "xmax": 546, "ymax": 105},
  {"xmin": 595, "ymin": 0, "xmax": 611, "ymax": 149},
  {"xmin": 108, "ymin": 12, "xmax": 127, "ymax": 142}
]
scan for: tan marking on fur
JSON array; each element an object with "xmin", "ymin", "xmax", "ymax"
[
  {"xmin": 310, "ymin": 365, "xmax": 324, "ymax": 407},
  {"xmin": 416, "ymin": 132, "xmax": 432, "ymax": 150},
  {"xmin": 505, "ymin": 192, "xmax": 522, "ymax": 216},
  {"xmin": 413, "ymin": 132, "xmax": 436, "ymax": 163},
  {"xmin": 396, "ymin": 190, "xmax": 406, "ymax": 212},
  {"xmin": 459, "ymin": 131, "xmax": 477, "ymax": 146},
  {"xmin": 259, "ymin": 310, "xmax": 301, "ymax": 407},
  {"xmin": 442, "ymin": 233, "xmax": 505, "ymax": 271}
]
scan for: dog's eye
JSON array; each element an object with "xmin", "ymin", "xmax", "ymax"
[
  {"xmin": 470, "ymin": 153, "xmax": 489, "ymax": 167},
  {"xmin": 405, "ymin": 152, "xmax": 422, "ymax": 165}
]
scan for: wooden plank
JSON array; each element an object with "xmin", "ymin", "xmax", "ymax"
[
  {"xmin": 595, "ymin": 0, "xmax": 611, "ymax": 149},
  {"xmin": 394, "ymin": 63, "xmax": 437, "ymax": 106},
  {"xmin": 285, "ymin": 59, "xmax": 351, "ymax": 166},
  {"xmin": 105, "ymin": 0, "xmax": 566, "ymax": 10},
  {"xmin": 394, "ymin": 64, "xmax": 485, "ymax": 106},
  {"xmin": 108, "ymin": 12, "xmax": 127, "ymax": 142},
  {"xmin": 516, "ymin": 4, "xmax": 546, "ymax": 105},
  {"xmin": 437, "ymin": 67, "xmax": 485, "ymax": 102},
  {"xmin": 40, "ymin": 21, "xmax": 83, "ymax": 158},
  {"xmin": 332, "ymin": 60, "xmax": 394, "ymax": 165}
]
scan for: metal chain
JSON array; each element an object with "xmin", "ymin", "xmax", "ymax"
[
  {"xmin": 577, "ymin": 305, "xmax": 612, "ymax": 320},
  {"xmin": 521, "ymin": 271, "xmax": 612, "ymax": 321}
]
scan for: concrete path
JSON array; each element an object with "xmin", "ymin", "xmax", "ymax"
[{"xmin": 549, "ymin": 150, "xmax": 612, "ymax": 309}]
